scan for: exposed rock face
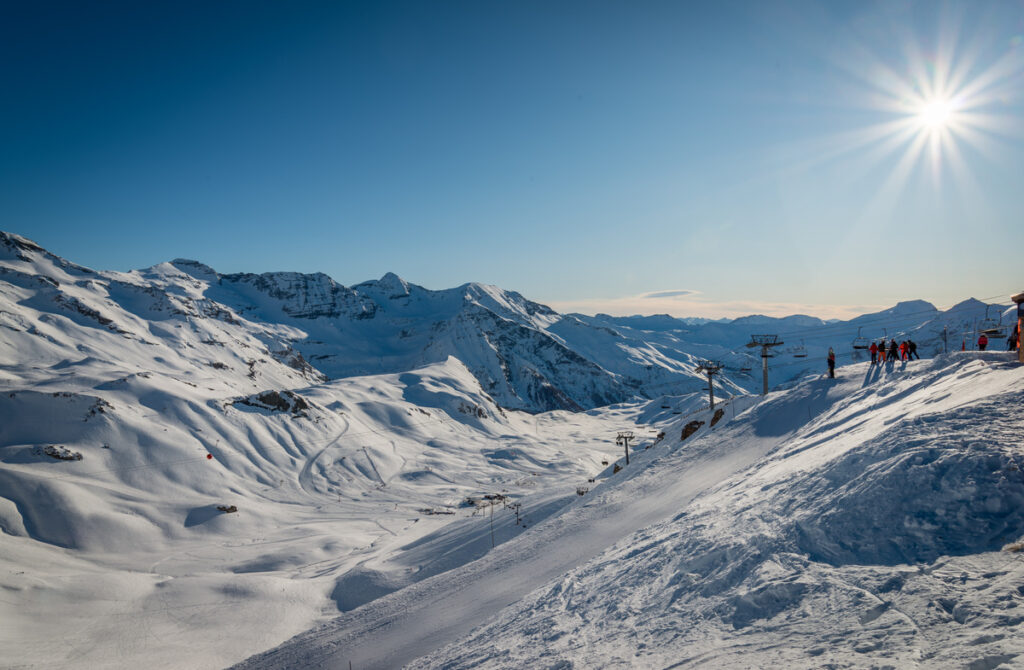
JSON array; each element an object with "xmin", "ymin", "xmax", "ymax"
[{"xmin": 682, "ymin": 420, "xmax": 704, "ymax": 440}]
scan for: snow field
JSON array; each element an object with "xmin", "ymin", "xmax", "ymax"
[
  {"xmin": 416, "ymin": 352, "xmax": 1024, "ymax": 669},
  {"xmin": 1, "ymin": 356, "xmax": 636, "ymax": 669}
]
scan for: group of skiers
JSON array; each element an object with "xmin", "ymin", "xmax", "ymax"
[{"xmin": 868, "ymin": 339, "xmax": 918, "ymax": 364}]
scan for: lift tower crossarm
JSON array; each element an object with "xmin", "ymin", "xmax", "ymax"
[
  {"xmin": 695, "ymin": 360, "xmax": 723, "ymax": 410},
  {"xmin": 746, "ymin": 335, "xmax": 784, "ymax": 396}
]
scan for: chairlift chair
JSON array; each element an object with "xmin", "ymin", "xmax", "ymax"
[
  {"xmin": 791, "ymin": 340, "xmax": 808, "ymax": 358},
  {"xmin": 979, "ymin": 305, "xmax": 1007, "ymax": 338},
  {"xmin": 852, "ymin": 326, "xmax": 870, "ymax": 350}
]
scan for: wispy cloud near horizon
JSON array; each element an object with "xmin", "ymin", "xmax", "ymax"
[
  {"xmin": 545, "ymin": 290, "xmax": 886, "ymax": 321},
  {"xmin": 640, "ymin": 289, "xmax": 700, "ymax": 299}
]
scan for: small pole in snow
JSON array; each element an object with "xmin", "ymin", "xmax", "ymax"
[{"xmin": 489, "ymin": 502, "xmax": 495, "ymax": 548}]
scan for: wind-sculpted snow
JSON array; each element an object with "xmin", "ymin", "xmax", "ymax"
[{"xmin": 413, "ymin": 352, "xmax": 1024, "ymax": 670}]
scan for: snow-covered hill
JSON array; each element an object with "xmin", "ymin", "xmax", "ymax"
[
  {"xmin": 237, "ymin": 352, "xmax": 1024, "ymax": 670},
  {"xmin": 3, "ymin": 229, "xmax": 1021, "ymax": 669}
]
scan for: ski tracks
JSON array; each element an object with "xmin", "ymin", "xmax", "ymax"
[{"xmin": 297, "ymin": 417, "xmax": 350, "ymax": 498}]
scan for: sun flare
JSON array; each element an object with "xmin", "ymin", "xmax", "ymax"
[{"xmin": 919, "ymin": 98, "xmax": 955, "ymax": 129}]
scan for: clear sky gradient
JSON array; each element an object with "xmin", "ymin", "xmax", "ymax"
[{"xmin": 2, "ymin": 1, "xmax": 1022, "ymax": 318}]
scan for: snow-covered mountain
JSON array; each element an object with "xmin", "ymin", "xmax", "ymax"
[
  {"xmin": 1, "ymin": 232, "xmax": 740, "ymax": 413},
  {"xmin": 3, "ymin": 231, "xmax": 1007, "ymax": 415},
  {"xmin": 237, "ymin": 352, "xmax": 1024, "ymax": 670},
  {"xmin": 3, "ymin": 229, "xmax": 1022, "ymax": 669}
]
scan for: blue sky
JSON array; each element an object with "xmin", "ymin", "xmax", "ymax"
[{"xmin": 2, "ymin": 1, "xmax": 1022, "ymax": 318}]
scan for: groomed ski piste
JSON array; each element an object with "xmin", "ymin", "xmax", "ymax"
[{"xmin": 232, "ymin": 351, "xmax": 1024, "ymax": 670}]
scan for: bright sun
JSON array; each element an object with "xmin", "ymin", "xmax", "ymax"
[{"xmin": 919, "ymin": 98, "xmax": 955, "ymax": 129}]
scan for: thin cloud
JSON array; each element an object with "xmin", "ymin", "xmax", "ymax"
[{"xmin": 640, "ymin": 289, "xmax": 700, "ymax": 299}]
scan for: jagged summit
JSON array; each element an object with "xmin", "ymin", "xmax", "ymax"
[
  {"xmin": 169, "ymin": 258, "xmax": 218, "ymax": 278},
  {"xmin": 353, "ymin": 271, "xmax": 413, "ymax": 299}
]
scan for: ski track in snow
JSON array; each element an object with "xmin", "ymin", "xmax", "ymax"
[{"xmin": 296, "ymin": 417, "xmax": 350, "ymax": 498}]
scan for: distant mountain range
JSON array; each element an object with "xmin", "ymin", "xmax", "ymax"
[{"xmin": 0, "ymin": 231, "xmax": 1012, "ymax": 411}]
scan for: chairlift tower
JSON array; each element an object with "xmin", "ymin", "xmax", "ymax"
[
  {"xmin": 695, "ymin": 360, "xmax": 723, "ymax": 410},
  {"xmin": 746, "ymin": 335, "xmax": 784, "ymax": 395},
  {"xmin": 616, "ymin": 431, "xmax": 634, "ymax": 466}
]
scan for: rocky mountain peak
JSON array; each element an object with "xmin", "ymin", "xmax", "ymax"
[{"xmin": 170, "ymin": 258, "xmax": 219, "ymax": 279}]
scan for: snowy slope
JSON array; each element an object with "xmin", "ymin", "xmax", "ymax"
[
  {"xmin": 0, "ymin": 351, "xmax": 635, "ymax": 670},
  {"xmin": 236, "ymin": 352, "xmax": 1024, "ymax": 670}
]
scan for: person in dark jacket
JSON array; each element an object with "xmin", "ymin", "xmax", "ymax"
[
  {"xmin": 878, "ymin": 341, "xmax": 886, "ymax": 363},
  {"xmin": 1009, "ymin": 326, "xmax": 1019, "ymax": 351},
  {"xmin": 827, "ymin": 347, "xmax": 836, "ymax": 378},
  {"xmin": 908, "ymin": 339, "xmax": 919, "ymax": 359},
  {"xmin": 888, "ymin": 340, "xmax": 899, "ymax": 361}
]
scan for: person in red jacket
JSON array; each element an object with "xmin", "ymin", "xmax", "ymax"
[
  {"xmin": 899, "ymin": 341, "xmax": 908, "ymax": 360},
  {"xmin": 978, "ymin": 333, "xmax": 989, "ymax": 351},
  {"xmin": 869, "ymin": 341, "xmax": 878, "ymax": 365}
]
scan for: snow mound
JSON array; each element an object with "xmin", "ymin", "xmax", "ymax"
[{"xmin": 791, "ymin": 394, "xmax": 1024, "ymax": 565}]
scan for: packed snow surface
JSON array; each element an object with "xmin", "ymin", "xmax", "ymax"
[{"xmin": 236, "ymin": 352, "xmax": 1024, "ymax": 670}]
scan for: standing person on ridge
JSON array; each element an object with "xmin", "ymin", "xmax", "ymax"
[
  {"xmin": 869, "ymin": 341, "xmax": 878, "ymax": 365},
  {"xmin": 899, "ymin": 341, "xmax": 908, "ymax": 361},
  {"xmin": 878, "ymin": 340, "xmax": 886, "ymax": 363},
  {"xmin": 888, "ymin": 339, "xmax": 899, "ymax": 362},
  {"xmin": 827, "ymin": 347, "xmax": 836, "ymax": 378},
  {"xmin": 978, "ymin": 333, "xmax": 989, "ymax": 351},
  {"xmin": 908, "ymin": 339, "xmax": 919, "ymax": 359}
]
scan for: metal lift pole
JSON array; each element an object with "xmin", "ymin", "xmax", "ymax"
[
  {"xmin": 695, "ymin": 360, "xmax": 723, "ymax": 410},
  {"xmin": 746, "ymin": 335, "xmax": 784, "ymax": 395}
]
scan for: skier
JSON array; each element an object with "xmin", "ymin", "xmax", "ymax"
[
  {"xmin": 878, "ymin": 341, "xmax": 886, "ymax": 363},
  {"xmin": 827, "ymin": 347, "xmax": 836, "ymax": 378},
  {"xmin": 888, "ymin": 340, "xmax": 899, "ymax": 361},
  {"xmin": 1009, "ymin": 326, "xmax": 1019, "ymax": 351},
  {"xmin": 899, "ymin": 341, "xmax": 908, "ymax": 361},
  {"xmin": 869, "ymin": 341, "xmax": 878, "ymax": 365},
  {"xmin": 908, "ymin": 339, "xmax": 919, "ymax": 360},
  {"xmin": 978, "ymin": 333, "xmax": 989, "ymax": 351}
]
